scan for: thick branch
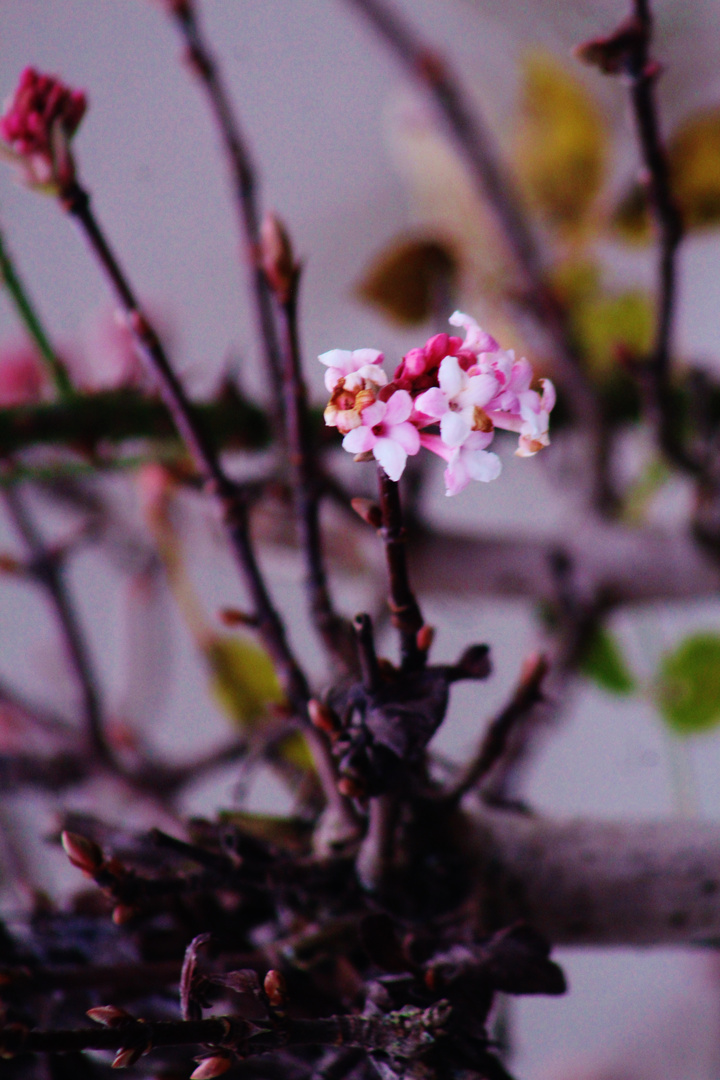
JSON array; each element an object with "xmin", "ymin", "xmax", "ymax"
[
  {"xmin": 471, "ymin": 806, "xmax": 720, "ymax": 945},
  {"xmin": 377, "ymin": 471, "xmax": 424, "ymax": 670}
]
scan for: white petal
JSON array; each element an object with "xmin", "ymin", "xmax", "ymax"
[
  {"xmin": 414, "ymin": 387, "xmax": 448, "ymax": 418},
  {"xmin": 391, "ymin": 421, "xmax": 421, "ymax": 455},
  {"xmin": 440, "ymin": 409, "xmax": 471, "ymax": 448},
  {"xmin": 373, "ymin": 438, "xmax": 407, "ymax": 481},
  {"xmin": 352, "ymin": 348, "xmax": 383, "ymax": 367},
  {"xmin": 438, "ymin": 355, "xmax": 464, "ymax": 399},
  {"xmin": 465, "ymin": 449, "xmax": 502, "ymax": 483},
  {"xmin": 383, "ymin": 389, "xmax": 413, "ymax": 425},
  {"xmin": 360, "ymin": 399, "xmax": 386, "ymax": 427},
  {"xmin": 319, "ymin": 349, "xmax": 352, "ymax": 370},
  {"xmin": 463, "ymin": 372, "xmax": 498, "ymax": 408}
]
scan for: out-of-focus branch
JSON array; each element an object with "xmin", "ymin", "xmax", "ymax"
[
  {"xmin": 3, "ymin": 486, "xmax": 111, "ymax": 764},
  {"xmin": 472, "ymin": 807, "xmax": 720, "ymax": 945},
  {"xmin": 0, "ymin": 223, "xmax": 73, "ymax": 397},
  {"xmin": 341, "ymin": 0, "xmax": 599, "ymax": 433},
  {"xmin": 164, "ymin": 0, "xmax": 284, "ymax": 399}
]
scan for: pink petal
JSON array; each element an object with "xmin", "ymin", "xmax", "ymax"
[
  {"xmin": 390, "ymin": 421, "xmax": 421, "ymax": 455},
  {"xmin": 353, "ymin": 348, "xmax": 383, "ymax": 367},
  {"xmin": 419, "ymin": 432, "xmax": 452, "ymax": 463},
  {"xmin": 414, "ymin": 387, "xmax": 448, "ymax": 419},
  {"xmin": 541, "ymin": 378, "xmax": 556, "ymax": 412},
  {"xmin": 465, "ymin": 449, "xmax": 502, "ymax": 483},
  {"xmin": 342, "ymin": 426, "xmax": 376, "ymax": 454},
  {"xmin": 440, "ymin": 409, "xmax": 471, "ymax": 448},
  {"xmin": 443, "ymin": 451, "xmax": 470, "ymax": 496},
  {"xmin": 383, "ymin": 389, "xmax": 413, "ymax": 426},
  {"xmin": 464, "ymin": 372, "xmax": 498, "ymax": 408},
  {"xmin": 319, "ymin": 348, "xmax": 352, "ymax": 371},
  {"xmin": 360, "ymin": 399, "xmax": 386, "ymax": 427},
  {"xmin": 373, "ymin": 438, "xmax": 407, "ymax": 481}
]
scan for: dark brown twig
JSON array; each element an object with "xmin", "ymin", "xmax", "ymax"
[
  {"xmin": 448, "ymin": 654, "xmax": 548, "ymax": 803},
  {"xmin": 165, "ymin": 0, "xmax": 284, "ymax": 399},
  {"xmin": 376, "ymin": 469, "xmax": 424, "ymax": 671},
  {"xmin": 341, "ymin": 0, "xmax": 598, "ymax": 430}
]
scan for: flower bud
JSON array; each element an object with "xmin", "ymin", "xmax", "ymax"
[
  {"xmin": 263, "ymin": 969, "xmax": 287, "ymax": 1009},
  {"xmin": 61, "ymin": 831, "xmax": 103, "ymax": 875},
  {"xmin": 112, "ymin": 1046, "xmax": 144, "ymax": 1069},
  {"xmin": 87, "ymin": 1006, "xmax": 135, "ymax": 1028},
  {"xmin": 0, "ymin": 68, "xmax": 86, "ymax": 192},
  {"xmin": 308, "ymin": 698, "xmax": 340, "ymax": 736},
  {"xmin": 260, "ymin": 213, "xmax": 297, "ymax": 303},
  {"xmin": 190, "ymin": 1055, "xmax": 232, "ymax": 1080},
  {"xmin": 350, "ymin": 498, "xmax": 382, "ymax": 529}
]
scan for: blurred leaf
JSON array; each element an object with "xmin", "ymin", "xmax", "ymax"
[
  {"xmin": 621, "ymin": 457, "xmax": 671, "ymax": 524},
  {"xmin": 356, "ymin": 236, "xmax": 456, "ymax": 325},
  {"xmin": 276, "ymin": 730, "xmax": 314, "ymax": 770},
  {"xmin": 552, "ymin": 260, "xmax": 653, "ymax": 377},
  {"xmin": 216, "ymin": 811, "xmax": 313, "ymax": 854},
  {"xmin": 669, "ymin": 110, "xmax": 720, "ymax": 229},
  {"xmin": 204, "ymin": 634, "xmax": 284, "ymax": 729},
  {"xmin": 657, "ymin": 634, "xmax": 720, "ymax": 735},
  {"xmin": 613, "ymin": 109, "xmax": 720, "ymax": 242},
  {"xmin": 580, "ymin": 627, "xmax": 636, "ymax": 695},
  {"xmin": 515, "ymin": 51, "xmax": 608, "ymax": 235}
]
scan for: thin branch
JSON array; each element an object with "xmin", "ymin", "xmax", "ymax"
[
  {"xmin": 448, "ymin": 653, "xmax": 548, "ymax": 803},
  {"xmin": 59, "ymin": 179, "xmax": 309, "ymax": 715},
  {"xmin": 377, "ymin": 469, "xmax": 424, "ymax": 671},
  {"xmin": 0, "ymin": 223, "xmax": 73, "ymax": 398},
  {"xmin": 271, "ymin": 235, "xmax": 356, "ymax": 670},
  {"xmin": 165, "ymin": 0, "xmax": 285, "ymax": 398},
  {"xmin": 3, "ymin": 486, "xmax": 111, "ymax": 764},
  {"xmin": 341, "ymin": 0, "xmax": 598, "ymax": 429}
]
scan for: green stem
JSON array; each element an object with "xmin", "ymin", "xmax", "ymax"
[{"xmin": 0, "ymin": 225, "xmax": 74, "ymax": 398}]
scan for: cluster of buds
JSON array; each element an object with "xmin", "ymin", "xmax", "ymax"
[
  {"xmin": 321, "ymin": 312, "xmax": 555, "ymax": 494},
  {"xmin": 0, "ymin": 67, "xmax": 86, "ymax": 193}
]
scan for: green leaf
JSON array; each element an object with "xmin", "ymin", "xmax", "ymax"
[
  {"xmin": 356, "ymin": 236, "xmax": 456, "ymax": 326},
  {"xmin": 657, "ymin": 633, "xmax": 720, "ymax": 735},
  {"xmin": 580, "ymin": 627, "xmax": 636, "ymax": 695},
  {"xmin": 515, "ymin": 51, "xmax": 608, "ymax": 235},
  {"xmin": 204, "ymin": 634, "xmax": 284, "ymax": 729}
]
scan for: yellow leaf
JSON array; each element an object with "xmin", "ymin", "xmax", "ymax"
[
  {"xmin": 669, "ymin": 110, "xmax": 720, "ymax": 230},
  {"xmin": 204, "ymin": 634, "xmax": 284, "ymax": 729},
  {"xmin": 356, "ymin": 236, "xmax": 456, "ymax": 326},
  {"xmin": 613, "ymin": 109, "xmax": 720, "ymax": 242},
  {"xmin": 515, "ymin": 51, "xmax": 608, "ymax": 235}
]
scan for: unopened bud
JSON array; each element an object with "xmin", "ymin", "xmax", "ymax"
[
  {"xmin": 416, "ymin": 624, "xmax": 435, "ymax": 653},
  {"xmin": 112, "ymin": 904, "xmax": 136, "ymax": 926},
  {"xmin": 350, "ymin": 498, "xmax": 382, "ymax": 529},
  {"xmin": 61, "ymin": 831, "xmax": 103, "ymax": 875},
  {"xmin": 456, "ymin": 643, "xmax": 492, "ymax": 680},
  {"xmin": 112, "ymin": 1046, "xmax": 144, "ymax": 1069},
  {"xmin": 263, "ymin": 969, "xmax": 287, "ymax": 1009},
  {"xmin": 87, "ymin": 1006, "xmax": 135, "ymax": 1028},
  {"xmin": 260, "ymin": 213, "xmax": 297, "ymax": 303},
  {"xmin": 190, "ymin": 1055, "xmax": 233, "ymax": 1080},
  {"xmin": 219, "ymin": 607, "xmax": 258, "ymax": 627},
  {"xmin": 338, "ymin": 776, "xmax": 366, "ymax": 800},
  {"xmin": 308, "ymin": 698, "xmax": 340, "ymax": 735}
]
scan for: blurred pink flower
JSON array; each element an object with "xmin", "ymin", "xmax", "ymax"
[{"xmin": 0, "ymin": 343, "xmax": 47, "ymax": 405}]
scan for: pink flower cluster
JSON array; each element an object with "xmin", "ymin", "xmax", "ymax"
[
  {"xmin": 320, "ymin": 311, "xmax": 555, "ymax": 494},
  {"xmin": 0, "ymin": 68, "xmax": 86, "ymax": 191}
]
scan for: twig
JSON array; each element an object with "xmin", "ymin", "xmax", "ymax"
[
  {"xmin": 3, "ymin": 486, "xmax": 111, "ymax": 764},
  {"xmin": 341, "ymin": 0, "xmax": 598, "ymax": 430},
  {"xmin": 270, "ymin": 229, "xmax": 356, "ymax": 670},
  {"xmin": 0, "ymin": 1003, "xmax": 451, "ymax": 1060},
  {"xmin": 165, "ymin": 0, "xmax": 284, "ymax": 399},
  {"xmin": 448, "ymin": 653, "xmax": 548, "ymax": 803},
  {"xmin": 0, "ymin": 223, "xmax": 73, "ymax": 397},
  {"xmin": 59, "ymin": 179, "xmax": 308, "ymax": 714},
  {"xmin": 377, "ymin": 469, "xmax": 423, "ymax": 670}
]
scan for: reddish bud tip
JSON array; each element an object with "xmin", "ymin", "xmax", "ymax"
[
  {"xmin": 416, "ymin": 624, "xmax": 435, "ymax": 653},
  {"xmin": 60, "ymin": 831, "xmax": 103, "ymax": 875},
  {"xmin": 263, "ymin": 969, "xmax": 287, "ymax": 1008},
  {"xmin": 112, "ymin": 1047, "xmax": 144, "ymax": 1069},
  {"xmin": 260, "ymin": 213, "xmax": 297, "ymax": 303},
  {"xmin": 218, "ymin": 607, "xmax": 258, "ymax": 627},
  {"xmin": 86, "ymin": 1006, "xmax": 135, "ymax": 1028},
  {"xmin": 337, "ymin": 776, "xmax": 366, "ymax": 800},
  {"xmin": 190, "ymin": 1055, "xmax": 233, "ymax": 1080},
  {"xmin": 308, "ymin": 698, "xmax": 340, "ymax": 735},
  {"xmin": 350, "ymin": 498, "xmax": 383, "ymax": 529},
  {"xmin": 112, "ymin": 904, "xmax": 136, "ymax": 926}
]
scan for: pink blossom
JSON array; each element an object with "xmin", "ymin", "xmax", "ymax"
[
  {"xmin": 318, "ymin": 347, "xmax": 385, "ymax": 393},
  {"xmin": 0, "ymin": 344, "xmax": 47, "ymax": 405},
  {"xmin": 420, "ymin": 431, "xmax": 501, "ymax": 495},
  {"xmin": 448, "ymin": 310, "xmax": 499, "ymax": 354},
  {"xmin": 342, "ymin": 389, "xmax": 420, "ymax": 481},
  {"xmin": 516, "ymin": 378, "xmax": 556, "ymax": 456},
  {"xmin": 0, "ymin": 68, "xmax": 86, "ymax": 191},
  {"xmin": 414, "ymin": 354, "xmax": 498, "ymax": 448}
]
